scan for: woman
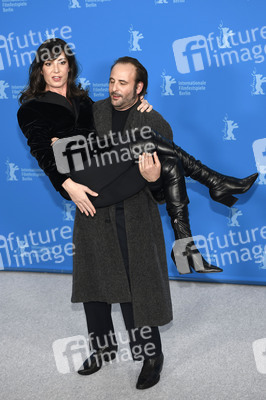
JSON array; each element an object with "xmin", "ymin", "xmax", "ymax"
[{"xmin": 17, "ymin": 38, "xmax": 258, "ymax": 276}]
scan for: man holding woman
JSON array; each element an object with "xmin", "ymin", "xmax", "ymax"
[{"xmin": 17, "ymin": 38, "xmax": 257, "ymax": 390}]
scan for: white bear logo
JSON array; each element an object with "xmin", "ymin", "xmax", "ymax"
[
  {"xmin": 161, "ymin": 71, "xmax": 176, "ymax": 96},
  {"xmin": 0, "ymin": 80, "xmax": 9, "ymax": 99},
  {"xmin": 129, "ymin": 26, "xmax": 144, "ymax": 52}
]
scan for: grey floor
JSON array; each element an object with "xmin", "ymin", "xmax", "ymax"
[{"xmin": 1, "ymin": 271, "xmax": 266, "ymax": 400}]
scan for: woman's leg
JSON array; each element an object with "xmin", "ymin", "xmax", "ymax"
[
  {"xmin": 159, "ymin": 156, "xmax": 223, "ymax": 274},
  {"xmin": 129, "ymin": 130, "xmax": 258, "ymax": 207}
]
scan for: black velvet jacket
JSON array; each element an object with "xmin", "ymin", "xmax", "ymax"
[
  {"xmin": 17, "ymin": 91, "xmax": 148, "ymax": 205},
  {"xmin": 17, "ymin": 91, "xmax": 95, "ymax": 199}
]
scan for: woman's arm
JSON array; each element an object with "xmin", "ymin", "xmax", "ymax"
[
  {"xmin": 18, "ymin": 104, "xmax": 98, "ymax": 216},
  {"xmin": 61, "ymin": 178, "xmax": 98, "ymax": 216},
  {"xmin": 137, "ymin": 96, "xmax": 153, "ymax": 113},
  {"xmin": 17, "ymin": 104, "xmax": 70, "ymax": 191}
]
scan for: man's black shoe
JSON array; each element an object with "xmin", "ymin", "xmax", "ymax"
[
  {"xmin": 77, "ymin": 345, "xmax": 118, "ymax": 376},
  {"xmin": 136, "ymin": 352, "xmax": 164, "ymax": 390}
]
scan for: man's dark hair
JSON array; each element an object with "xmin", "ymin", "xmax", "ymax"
[
  {"xmin": 19, "ymin": 38, "xmax": 88, "ymax": 103},
  {"xmin": 110, "ymin": 56, "xmax": 148, "ymax": 97}
]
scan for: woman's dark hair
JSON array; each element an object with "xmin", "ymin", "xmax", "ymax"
[
  {"xmin": 19, "ymin": 38, "xmax": 88, "ymax": 103},
  {"xmin": 110, "ymin": 56, "xmax": 148, "ymax": 97}
]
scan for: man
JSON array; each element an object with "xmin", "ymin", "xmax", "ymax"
[
  {"xmin": 72, "ymin": 56, "xmax": 257, "ymax": 389},
  {"xmin": 76, "ymin": 57, "xmax": 174, "ymax": 390}
]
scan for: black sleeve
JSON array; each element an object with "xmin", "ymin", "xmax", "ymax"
[
  {"xmin": 146, "ymin": 176, "xmax": 163, "ymax": 191},
  {"xmin": 17, "ymin": 103, "xmax": 71, "ymax": 193},
  {"xmin": 146, "ymin": 176, "xmax": 165, "ymax": 204}
]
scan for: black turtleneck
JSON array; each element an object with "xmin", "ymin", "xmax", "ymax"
[
  {"xmin": 112, "ymin": 106, "xmax": 131, "ymax": 135},
  {"xmin": 111, "ymin": 103, "xmax": 163, "ymax": 204}
]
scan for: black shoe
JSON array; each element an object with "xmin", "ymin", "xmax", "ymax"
[
  {"xmin": 209, "ymin": 172, "xmax": 258, "ymax": 207},
  {"xmin": 77, "ymin": 345, "xmax": 118, "ymax": 376},
  {"xmin": 171, "ymin": 245, "xmax": 223, "ymax": 274},
  {"xmin": 170, "ymin": 211, "xmax": 223, "ymax": 275},
  {"xmin": 136, "ymin": 353, "xmax": 164, "ymax": 390}
]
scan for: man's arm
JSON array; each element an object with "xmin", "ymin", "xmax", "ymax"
[
  {"xmin": 138, "ymin": 152, "xmax": 165, "ymax": 202},
  {"xmin": 136, "ymin": 107, "xmax": 174, "ymax": 203}
]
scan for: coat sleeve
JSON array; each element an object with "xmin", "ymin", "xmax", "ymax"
[
  {"xmin": 146, "ymin": 109, "xmax": 174, "ymax": 141},
  {"xmin": 146, "ymin": 176, "xmax": 165, "ymax": 204},
  {"xmin": 17, "ymin": 103, "xmax": 71, "ymax": 194},
  {"xmin": 140, "ymin": 109, "xmax": 174, "ymax": 204}
]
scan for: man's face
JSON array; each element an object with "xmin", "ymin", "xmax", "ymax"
[{"xmin": 109, "ymin": 63, "xmax": 143, "ymax": 111}]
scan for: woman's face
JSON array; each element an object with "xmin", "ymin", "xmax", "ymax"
[{"xmin": 41, "ymin": 52, "xmax": 70, "ymax": 96}]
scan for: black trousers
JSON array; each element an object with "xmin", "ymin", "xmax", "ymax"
[{"xmin": 83, "ymin": 201, "xmax": 162, "ymax": 361}]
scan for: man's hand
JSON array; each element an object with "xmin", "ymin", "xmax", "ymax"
[{"xmin": 138, "ymin": 152, "xmax": 161, "ymax": 182}]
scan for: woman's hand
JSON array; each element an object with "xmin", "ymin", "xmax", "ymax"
[
  {"xmin": 51, "ymin": 137, "xmax": 59, "ymax": 146},
  {"xmin": 52, "ymin": 139, "xmax": 98, "ymax": 216},
  {"xmin": 138, "ymin": 152, "xmax": 161, "ymax": 182},
  {"xmin": 62, "ymin": 178, "xmax": 98, "ymax": 217},
  {"xmin": 137, "ymin": 96, "xmax": 153, "ymax": 113}
]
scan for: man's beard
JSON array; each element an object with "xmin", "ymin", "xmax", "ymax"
[{"xmin": 110, "ymin": 90, "xmax": 138, "ymax": 106}]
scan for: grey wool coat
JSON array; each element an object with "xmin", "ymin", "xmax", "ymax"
[{"xmin": 71, "ymin": 97, "xmax": 174, "ymax": 328}]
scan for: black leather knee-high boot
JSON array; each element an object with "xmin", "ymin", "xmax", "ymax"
[
  {"xmin": 129, "ymin": 130, "xmax": 258, "ymax": 207},
  {"xmin": 159, "ymin": 156, "xmax": 223, "ymax": 274}
]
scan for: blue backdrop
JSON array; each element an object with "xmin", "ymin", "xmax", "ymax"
[{"xmin": 1, "ymin": 0, "xmax": 265, "ymax": 284}]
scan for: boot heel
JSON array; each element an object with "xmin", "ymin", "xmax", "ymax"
[
  {"xmin": 171, "ymin": 249, "xmax": 192, "ymax": 275},
  {"xmin": 210, "ymin": 191, "xmax": 238, "ymax": 207},
  {"xmin": 178, "ymin": 265, "xmax": 193, "ymax": 275}
]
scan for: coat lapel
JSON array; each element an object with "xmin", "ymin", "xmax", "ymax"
[
  {"xmin": 122, "ymin": 99, "xmax": 141, "ymax": 133},
  {"xmin": 92, "ymin": 97, "xmax": 113, "ymax": 137}
]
